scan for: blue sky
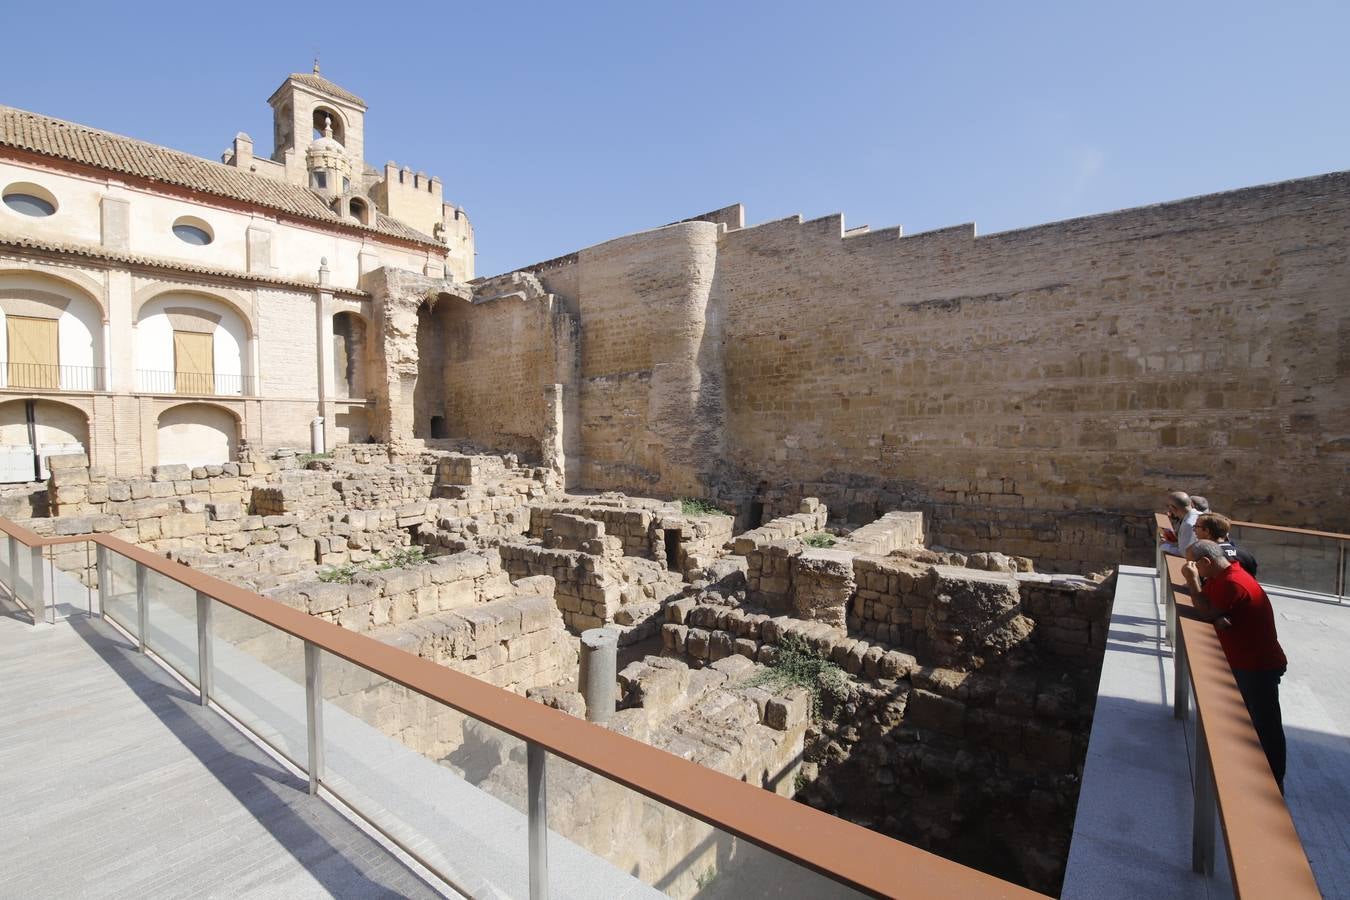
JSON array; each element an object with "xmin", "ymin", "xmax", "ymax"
[{"xmin": 4, "ymin": 1, "xmax": 1347, "ymax": 276}]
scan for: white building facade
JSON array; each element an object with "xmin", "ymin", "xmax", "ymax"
[{"xmin": 0, "ymin": 67, "xmax": 473, "ymax": 479}]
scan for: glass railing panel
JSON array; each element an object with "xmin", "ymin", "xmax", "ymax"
[
  {"xmin": 47, "ymin": 547, "xmax": 93, "ymax": 618},
  {"xmin": 102, "ymin": 551, "xmax": 141, "ymax": 638},
  {"xmin": 142, "ymin": 570, "xmax": 199, "ymax": 686},
  {"xmin": 208, "ymin": 601, "xmax": 308, "ymax": 767},
  {"xmin": 1228, "ymin": 526, "xmax": 1341, "ymax": 596},
  {"xmin": 0, "ymin": 536, "xmax": 11, "ymax": 589},
  {"xmin": 9, "ymin": 539, "xmax": 33, "ymax": 609},
  {"xmin": 543, "ymin": 754, "xmax": 866, "ymax": 899},
  {"xmin": 318, "ymin": 651, "xmax": 528, "ymax": 898}
]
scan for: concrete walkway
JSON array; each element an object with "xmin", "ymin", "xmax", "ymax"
[
  {"xmin": 1063, "ymin": 566, "xmax": 1349, "ymax": 899},
  {"xmin": 0, "ymin": 601, "xmax": 447, "ymax": 899}
]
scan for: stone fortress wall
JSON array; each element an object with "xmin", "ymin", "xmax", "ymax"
[{"xmin": 409, "ymin": 172, "xmax": 1350, "ymax": 572}]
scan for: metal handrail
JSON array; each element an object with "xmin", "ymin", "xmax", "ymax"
[
  {"xmin": 1154, "ymin": 514, "xmax": 1320, "ymax": 897},
  {"xmin": 0, "ymin": 515, "xmax": 1042, "ymax": 899},
  {"xmin": 0, "ymin": 361, "xmax": 106, "ymax": 391},
  {"xmin": 135, "ymin": 368, "xmax": 255, "ymax": 396}
]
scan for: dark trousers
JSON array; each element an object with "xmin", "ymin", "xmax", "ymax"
[{"xmin": 1232, "ymin": 667, "xmax": 1287, "ymax": 792}]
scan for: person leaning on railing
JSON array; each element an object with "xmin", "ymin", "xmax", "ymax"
[
  {"xmin": 1160, "ymin": 491, "xmax": 1200, "ymax": 555},
  {"xmin": 1194, "ymin": 512, "xmax": 1259, "ymax": 576},
  {"xmin": 1182, "ymin": 540, "xmax": 1288, "ymax": 793}
]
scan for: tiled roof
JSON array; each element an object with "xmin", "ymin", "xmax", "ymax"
[
  {"xmin": 0, "ymin": 233, "xmax": 370, "ymax": 296},
  {"xmin": 282, "ymin": 73, "xmax": 367, "ymax": 108},
  {"xmin": 0, "ymin": 105, "xmax": 438, "ymax": 248}
]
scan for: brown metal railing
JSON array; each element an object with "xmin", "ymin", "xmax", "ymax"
[
  {"xmin": 0, "ymin": 515, "xmax": 1043, "ymax": 900},
  {"xmin": 1154, "ymin": 513, "xmax": 1321, "ymax": 897}
]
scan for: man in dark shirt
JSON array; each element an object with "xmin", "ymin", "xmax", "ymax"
[
  {"xmin": 1194, "ymin": 512, "xmax": 1259, "ymax": 576},
  {"xmin": 1183, "ymin": 540, "xmax": 1288, "ymax": 791}
]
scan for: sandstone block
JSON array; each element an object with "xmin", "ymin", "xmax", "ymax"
[{"xmin": 765, "ymin": 687, "xmax": 811, "ymax": 731}]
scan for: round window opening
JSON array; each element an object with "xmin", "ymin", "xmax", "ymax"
[
  {"xmin": 3, "ymin": 183, "xmax": 58, "ymax": 217},
  {"xmin": 172, "ymin": 217, "xmax": 213, "ymax": 245}
]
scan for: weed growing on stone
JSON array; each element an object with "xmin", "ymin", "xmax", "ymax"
[
  {"xmin": 365, "ymin": 546, "xmax": 429, "ymax": 571},
  {"xmin": 803, "ymin": 532, "xmax": 836, "ymax": 548},
  {"xmin": 680, "ymin": 498, "xmax": 721, "ymax": 516},
  {"xmin": 745, "ymin": 633, "xmax": 851, "ymax": 720},
  {"xmin": 316, "ymin": 546, "xmax": 428, "ymax": 582},
  {"xmin": 317, "ymin": 564, "xmax": 358, "ymax": 584},
  {"xmin": 297, "ymin": 452, "xmax": 332, "ymax": 466}
]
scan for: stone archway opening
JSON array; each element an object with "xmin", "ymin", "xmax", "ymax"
[
  {"xmin": 156, "ymin": 403, "xmax": 238, "ymax": 468},
  {"xmin": 412, "ymin": 296, "xmax": 456, "ymax": 440},
  {"xmin": 0, "ymin": 398, "xmax": 89, "ymax": 482}
]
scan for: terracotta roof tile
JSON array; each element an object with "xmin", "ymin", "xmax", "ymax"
[
  {"xmin": 0, "ymin": 105, "xmax": 439, "ymax": 248},
  {"xmin": 283, "ymin": 73, "xmax": 367, "ymax": 108}
]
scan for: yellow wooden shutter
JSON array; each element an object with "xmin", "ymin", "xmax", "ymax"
[
  {"xmin": 174, "ymin": 331, "xmax": 215, "ymax": 394},
  {"xmin": 7, "ymin": 316, "xmax": 59, "ymax": 389}
]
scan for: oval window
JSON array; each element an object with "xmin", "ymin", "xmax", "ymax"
[
  {"xmin": 172, "ymin": 216, "xmax": 214, "ymax": 245},
  {"xmin": 3, "ymin": 183, "xmax": 58, "ymax": 217}
]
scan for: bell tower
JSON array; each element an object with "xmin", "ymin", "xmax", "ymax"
[{"xmin": 266, "ymin": 61, "xmax": 367, "ymax": 187}]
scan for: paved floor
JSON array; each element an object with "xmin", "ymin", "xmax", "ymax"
[
  {"xmin": 0, "ymin": 601, "xmax": 446, "ymax": 899},
  {"xmin": 1063, "ymin": 568, "xmax": 1350, "ymax": 899}
]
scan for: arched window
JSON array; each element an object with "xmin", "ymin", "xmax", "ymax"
[
  {"xmin": 349, "ymin": 198, "xmax": 369, "ymax": 225},
  {"xmin": 312, "ymin": 107, "xmax": 344, "ymax": 144},
  {"xmin": 136, "ymin": 294, "xmax": 248, "ymax": 396}
]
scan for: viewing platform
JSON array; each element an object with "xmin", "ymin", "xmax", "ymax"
[
  {"xmin": 1063, "ymin": 522, "xmax": 1346, "ymax": 899},
  {"xmin": 0, "ymin": 600, "xmax": 442, "ymax": 898}
]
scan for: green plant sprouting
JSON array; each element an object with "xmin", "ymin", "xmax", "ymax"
[
  {"xmin": 744, "ymin": 633, "xmax": 851, "ymax": 720},
  {"xmin": 315, "ymin": 545, "xmax": 429, "ymax": 583},
  {"xmin": 803, "ymin": 532, "xmax": 836, "ymax": 548},
  {"xmin": 680, "ymin": 498, "xmax": 722, "ymax": 516}
]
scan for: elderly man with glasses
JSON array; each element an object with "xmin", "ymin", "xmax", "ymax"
[{"xmin": 1160, "ymin": 491, "xmax": 1200, "ymax": 555}]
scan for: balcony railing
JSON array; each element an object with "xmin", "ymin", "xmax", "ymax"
[
  {"xmin": 136, "ymin": 369, "xmax": 255, "ymax": 397},
  {"xmin": 0, "ymin": 515, "xmax": 1043, "ymax": 900},
  {"xmin": 1154, "ymin": 513, "xmax": 1323, "ymax": 896},
  {"xmin": 0, "ymin": 362, "xmax": 106, "ymax": 392}
]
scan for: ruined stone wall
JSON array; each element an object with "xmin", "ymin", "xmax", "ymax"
[
  {"xmin": 433, "ymin": 274, "xmax": 581, "ymax": 464},
  {"xmin": 489, "ymin": 173, "xmax": 1350, "ymax": 572},
  {"xmin": 527, "ymin": 222, "xmax": 724, "ymax": 496},
  {"xmin": 717, "ymin": 174, "xmax": 1350, "ymax": 570},
  {"xmin": 707, "ymin": 549, "xmax": 1109, "ymax": 667}
]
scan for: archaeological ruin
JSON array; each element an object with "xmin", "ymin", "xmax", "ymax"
[{"xmin": 2, "ymin": 67, "xmax": 1347, "ymax": 896}]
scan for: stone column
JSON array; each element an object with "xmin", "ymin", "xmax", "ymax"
[{"xmin": 578, "ymin": 628, "xmax": 618, "ymax": 725}]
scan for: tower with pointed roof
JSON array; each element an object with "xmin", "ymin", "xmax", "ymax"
[{"xmin": 266, "ymin": 62, "xmax": 368, "ymax": 188}]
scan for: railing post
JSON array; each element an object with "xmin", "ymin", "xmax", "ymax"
[
  {"xmin": 196, "ymin": 591, "xmax": 213, "ymax": 706},
  {"xmin": 1173, "ymin": 633, "xmax": 1190, "ymax": 720},
  {"xmin": 96, "ymin": 544, "xmax": 109, "ymax": 617},
  {"xmin": 528, "ymin": 741, "xmax": 549, "ymax": 900},
  {"xmin": 135, "ymin": 564, "xmax": 148, "ymax": 653},
  {"xmin": 1156, "ymin": 540, "xmax": 1177, "ymax": 648},
  {"xmin": 6, "ymin": 535, "xmax": 17, "ymax": 599},
  {"xmin": 1192, "ymin": 717, "xmax": 1217, "ymax": 875},
  {"xmin": 30, "ymin": 544, "xmax": 46, "ymax": 627},
  {"xmin": 1337, "ymin": 540, "xmax": 1346, "ymax": 604},
  {"xmin": 304, "ymin": 641, "xmax": 324, "ymax": 796}
]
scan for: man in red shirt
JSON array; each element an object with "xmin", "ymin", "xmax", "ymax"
[{"xmin": 1183, "ymin": 540, "xmax": 1288, "ymax": 791}]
